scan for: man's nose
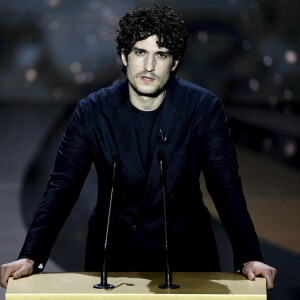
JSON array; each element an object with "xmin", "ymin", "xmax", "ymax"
[{"xmin": 144, "ymin": 55, "xmax": 155, "ymax": 72}]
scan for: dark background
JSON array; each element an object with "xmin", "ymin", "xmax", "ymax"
[{"xmin": 0, "ymin": 1, "xmax": 299, "ymax": 299}]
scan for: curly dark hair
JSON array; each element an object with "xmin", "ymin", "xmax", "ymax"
[{"xmin": 116, "ymin": 5, "xmax": 189, "ymax": 73}]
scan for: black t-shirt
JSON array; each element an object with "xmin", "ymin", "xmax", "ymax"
[{"xmin": 131, "ymin": 104, "xmax": 162, "ymax": 174}]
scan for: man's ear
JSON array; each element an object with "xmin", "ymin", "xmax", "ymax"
[
  {"xmin": 121, "ymin": 51, "xmax": 128, "ymax": 67},
  {"xmin": 171, "ymin": 58, "xmax": 180, "ymax": 72}
]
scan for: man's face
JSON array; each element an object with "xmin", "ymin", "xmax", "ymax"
[{"xmin": 121, "ymin": 35, "xmax": 179, "ymax": 97}]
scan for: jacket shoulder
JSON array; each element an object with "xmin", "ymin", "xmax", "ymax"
[{"xmin": 79, "ymin": 79, "xmax": 127, "ymax": 108}]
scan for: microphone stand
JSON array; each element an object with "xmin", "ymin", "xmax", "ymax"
[
  {"xmin": 157, "ymin": 151, "xmax": 180, "ymax": 289},
  {"xmin": 93, "ymin": 153, "xmax": 120, "ymax": 290}
]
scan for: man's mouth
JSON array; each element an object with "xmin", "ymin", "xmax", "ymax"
[{"xmin": 141, "ymin": 75, "xmax": 155, "ymax": 83}]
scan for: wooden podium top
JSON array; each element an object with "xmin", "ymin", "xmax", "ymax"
[{"xmin": 6, "ymin": 272, "xmax": 266, "ymax": 299}]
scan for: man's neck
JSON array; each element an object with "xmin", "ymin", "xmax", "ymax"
[{"xmin": 128, "ymin": 84, "xmax": 166, "ymax": 111}]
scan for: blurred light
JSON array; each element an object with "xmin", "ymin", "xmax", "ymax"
[
  {"xmin": 45, "ymin": 0, "xmax": 61, "ymax": 8},
  {"xmin": 25, "ymin": 68, "xmax": 38, "ymax": 82},
  {"xmin": 70, "ymin": 62, "xmax": 82, "ymax": 74},
  {"xmin": 284, "ymin": 50, "xmax": 298, "ymax": 65},
  {"xmin": 273, "ymin": 73, "xmax": 282, "ymax": 84},
  {"xmin": 74, "ymin": 72, "xmax": 94, "ymax": 85},
  {"xmin": 101, "ymin": 7, "xmax": 119, "ymax": 26},
  {"xmin": 49, "ymin": 20, "xmax": 60, "ymax": 31},
  {"xmin": 263, "ymin": 55, "xmax": 273, "ymax": 67},
  {"xmin": 197, "ymin": 31, "xmax": 208, "ymax": 43},
  {"xmin": 86, "ymin": 34, "xmax": 97, "ymax": 45},
  {"xmin": 249, "ymin": 78, "xmax": 259, "ymax": 91},
  {"xmin": 84, "ymin": 72, "xmax": 94, "ymax": 83},
  {"xmin": 284, "ymin": 141, "xmax": 297, "ymax": 158},
  {"xmin": 262, "ymin": 137, "xmax": 273, "ymax": 151},
  {"xmin": 75, "ymin": 74, "xmax": 84, "ymax": 85},
  {"xmin": 283, "ymin": 89, "xmax": 293, "ymax": 101},
  {"xmin": 242, "ymin": 40, "xmax": 252, "ymax": 51},
  {"xmin": 52, "ymin": 88, "xmax": 64, "ymax": 100}
]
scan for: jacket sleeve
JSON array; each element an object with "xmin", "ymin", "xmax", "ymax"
[
  {"xmin": 18, "ymin": 101, "xmax": 92, "ymax": 272},
  {"xmin": 200, "ymin": 97, "xmax": 264, "ymax": 271}
]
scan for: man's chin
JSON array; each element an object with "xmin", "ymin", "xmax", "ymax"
[
  {"xmin": 132, "ymin": 85, "xmax": 163, "ymax": 98},
  {"xmin": 138, "ymin": 90, "xmax": 162, "ymax": 98}
]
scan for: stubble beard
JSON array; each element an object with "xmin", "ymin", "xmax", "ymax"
[{"xmin": 128, "ymin": 71, "xmax": 169, "ymax": 98}]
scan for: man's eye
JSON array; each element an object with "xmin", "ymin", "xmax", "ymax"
[
  {"xmin": 135, "ymin": 50, "xmax": 144, "ymax": 56},
  {"xmin": 157, "ymin": 53, "xmax": 168, "ymax": 58}
]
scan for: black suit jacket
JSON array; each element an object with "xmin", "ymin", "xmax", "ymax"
[{"xmin": 19, "ymin": 77, "xmax": 263, "ymax": 272}]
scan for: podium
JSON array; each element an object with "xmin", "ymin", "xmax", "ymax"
[{"xmin": 6, "ymin": 272, "xmax": 266, "ymax": 299}]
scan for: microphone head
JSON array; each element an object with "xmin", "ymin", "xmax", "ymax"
[
  {"xmin": 112, "ymin": 152, "xmax": 120, "ymax": 164},
  {"xmin": 157, "ymin": 150, "xmax": 165, "ymax": 162}
]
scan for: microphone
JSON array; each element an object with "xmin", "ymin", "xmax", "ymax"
[
  {"xmin": 93, "ymin": 153, "xmax": 120, "ymax": 290},
  {"xmin": 158, "ymin": 129, "xmax": 167, "ymax": 142},
  {"xmin": 157, "ymin": 150, "xmax": 180, "ymax": 289}
]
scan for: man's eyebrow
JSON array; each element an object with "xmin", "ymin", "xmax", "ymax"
[
  {"xmin": 156, "ymin": 50, "xmax": 171, "ymax": 55},
  {"xmin": 132, "ymin": 47, "xmax": 170, "ymax": 55},
  {"xmin": 132, "ymin": 46, "xmax": 146, "ymax": 52}
]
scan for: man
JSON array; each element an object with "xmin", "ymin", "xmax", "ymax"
[{"xmin": 1, "ymin": 5, "xmax": 277, "ymax": 289}]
